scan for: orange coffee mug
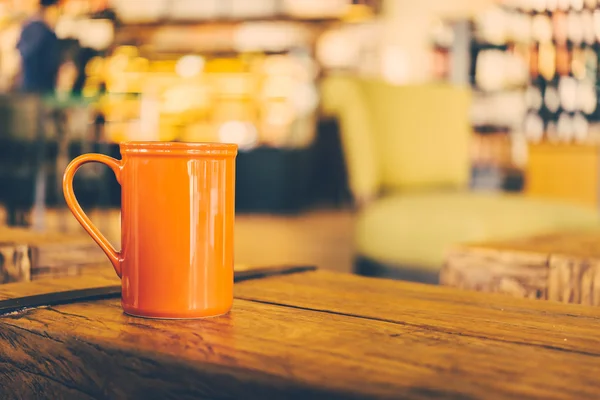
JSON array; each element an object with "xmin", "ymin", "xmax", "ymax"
[{"xmin": 63, "ymin": 142, "xmax": 237, "ymax": 319}]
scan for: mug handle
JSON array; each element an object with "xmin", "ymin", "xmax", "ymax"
[{"xmin": 63, "ymin": 154, "xmax": 122, "ymax": 278}]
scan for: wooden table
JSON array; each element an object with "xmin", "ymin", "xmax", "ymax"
[
  {"xmin": 2, "ymin": 268, "xmax": 600, "ymax": 399},
  {"xmin": 441, "ymin": 231, "xmax": 600, "ymax": 305}
]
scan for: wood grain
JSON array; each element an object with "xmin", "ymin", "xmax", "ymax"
[
  {"xmin": 2, "ymin": 271, "xmax": 600, "ymax": 399},
  {"xmin": 441, "ymin": 232, "xmax": 600, "ymax": 305}
]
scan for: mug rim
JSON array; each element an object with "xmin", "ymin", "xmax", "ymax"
[{"xmin": 120, "ymin": 141, "xmax": 238, "ymax": 157}]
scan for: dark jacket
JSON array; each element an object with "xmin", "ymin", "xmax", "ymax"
[{"xmin": 16, "ymin": 18, "xmax": 60, "ymax": 94}]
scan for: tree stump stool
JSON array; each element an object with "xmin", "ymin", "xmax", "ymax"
[
  {"xmin": 440, "ymin": 232, "xmax": 600, "ymax": 306},
  {"xmin": 0, "ymin": 227, "xmax": 106, "ymax": 283}
]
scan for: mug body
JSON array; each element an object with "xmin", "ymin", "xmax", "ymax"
[{"xmin": 119, "ymin": 142, "xmax": 237, "ymax": 318}]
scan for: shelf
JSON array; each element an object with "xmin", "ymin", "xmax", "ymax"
[
  {"xmin": 112, "ymin": 18, "xmax": 327, "ymax": 52},
  {"xmin": 473, "ymin": 125, "xmax": 511, "ymax": 134},
  {"xmin": 472, "ymin": 39, "xmax": 600, "ymax": 49},
  {"xmin": 498, "ymin": 4, "xmax": 600, "ymax": 15},
  {"xmin": 115, "ymin": 16, "xmax": 345, "ymax": 28}
]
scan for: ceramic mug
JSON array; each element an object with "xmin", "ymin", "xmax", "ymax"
[{"xmin": 63, "ymin": 142, "xmax": 238, "ymax": 319}]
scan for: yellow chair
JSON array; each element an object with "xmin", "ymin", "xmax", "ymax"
[{"xmin": 321, "ymin": 75, "xmax": 600, "ymax": 282}]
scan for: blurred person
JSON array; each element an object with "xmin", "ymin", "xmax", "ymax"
[
  {"xmin": 13, "ymin": 0, "xmax": 76, "ymax": 230},
  {"xmin": 16, "ymin": 0, "xmax": 62, "ymax": 94}
]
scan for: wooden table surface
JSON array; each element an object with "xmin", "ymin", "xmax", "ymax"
[{"xmin": 2, "ymin": 268, "xmax": 600, "ymax": 399}]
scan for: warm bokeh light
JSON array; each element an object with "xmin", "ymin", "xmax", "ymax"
[
  {"xmin": 218, "ymin": 120, "xmax": 258, "ymax": 150},
  {"xmin": 175, "ymin": 55, "xmax": 205, "ymax": 79}
]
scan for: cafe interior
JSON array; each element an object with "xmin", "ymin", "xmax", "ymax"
[
  {"xmin": 1, "ymin": 0, "xmax": 597, "ymax": 279},
  {"xmin": 1, "ymin": 0, "xmax": 600, "ymax": 397}
]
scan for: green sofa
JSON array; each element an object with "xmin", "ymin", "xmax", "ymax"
[{"xmin": 321, "ymin": 75, "xmax": 600, "ymax": 282}]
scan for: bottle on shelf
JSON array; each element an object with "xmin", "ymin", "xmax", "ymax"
[
  {"xmin": 577, "ymin": 78, "xmax": 597, "ymax": 114},
  {"xmin": 547, "ymin": 0, "xmax": 559, "ymax": 11},
  {"xmin": 539, "ymin": 42, "xmax": 557, "ymax": 80},
  {"xmin": 573, "ymin": 111, "xmax": 590, "ymax": 141},
  {"xmin": 557, "ymin": 110, "xmax": 574, "ymax": 141},
  {"xmin": 557, "ymin": 0, "xmax": 570, "ymax": 11},
  {"xmin": 553, "ymin": 10, "xmax": 568, "ymax": 45},
  {"xmin": 559, "ymin": 75, "xmax": 578, "ymax": 112},
  {"xmin": 571, "ymin": 0, "xmax": 585, "ymax": 12},
  {"xmin": 532, "ymin": 13, "xmax": 553, "ymax": 43},
  {"xmin": 555, "ymin": 43, "xmax": 571, "ymax": 75},
  {"xmin": 524, "ymin": 110, "xmax": 545, "ymax": 142},
  {"xmin": 546, "ymin": 119, "xmax": 559, "ymax": 141},
  {"xmin": 582, "ymin": 10, "xmax": 595, "ymax": 45},
  {"xmin": 567, "ymin": 11, "xmax": 584, "ymax": 45}
]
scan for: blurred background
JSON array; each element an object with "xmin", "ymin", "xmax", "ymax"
[{"xmin": 2, "ymin": 0, "xmax": 600, "ymax": 282}]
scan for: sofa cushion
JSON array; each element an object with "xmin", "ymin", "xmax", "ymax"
[{"xmin": 356, "ymin": 192, "xmax": 600, "ymax": 272}]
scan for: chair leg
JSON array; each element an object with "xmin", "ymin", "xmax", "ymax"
[
  {"xmin": 30, "ymin": 166, "xmax": 47, "ymax": 232},
  {"xmin": 6, "ymin": 205, "xmax": 17, "ymax": 226},
  {"xmin": 31, "ymin": 102, "xmax": 48, "ymax": 232}
]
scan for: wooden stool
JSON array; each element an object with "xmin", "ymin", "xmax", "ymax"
[{"xmin": 440, "ymin": 232, "xmax": 600, "ymax": 306}]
